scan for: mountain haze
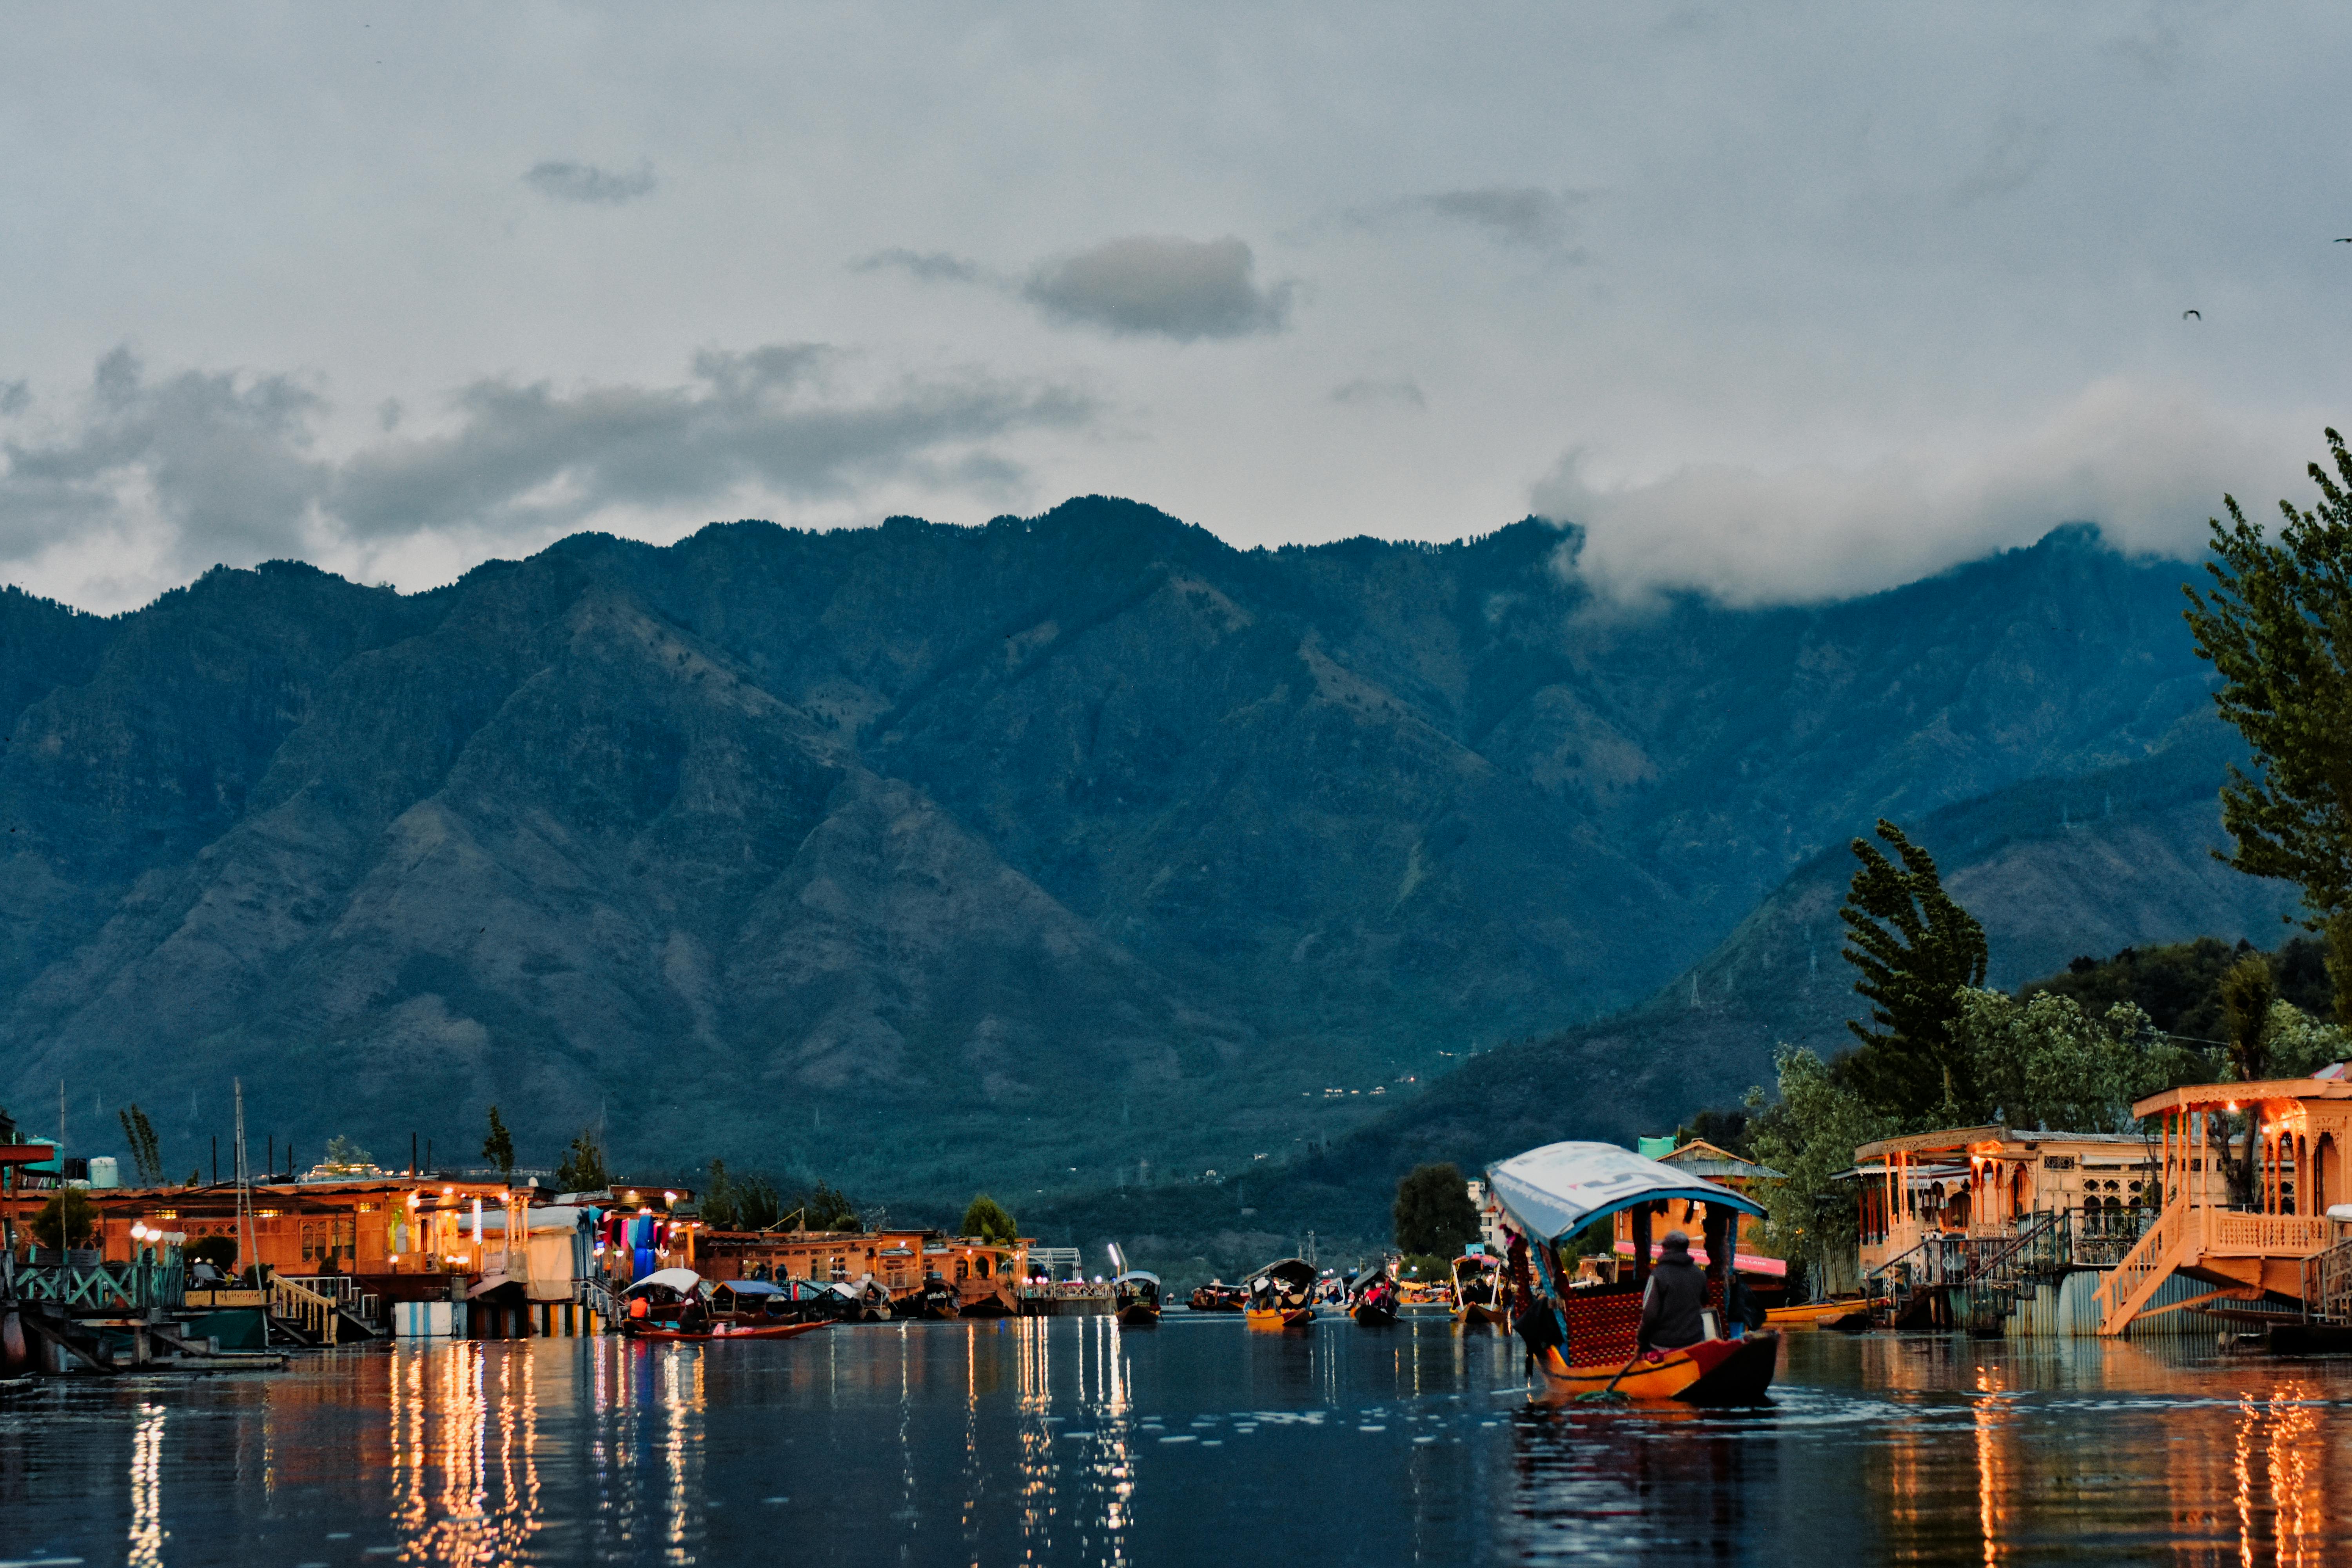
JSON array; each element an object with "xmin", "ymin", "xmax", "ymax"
[{"xmin": 0, "ymin": 501, "xmax": 2249, "ymax": 1221}]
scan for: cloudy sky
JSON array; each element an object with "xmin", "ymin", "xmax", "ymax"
[{"xmin": 4, "ymin": 3, "xmax": 2350, "ymax": 613}]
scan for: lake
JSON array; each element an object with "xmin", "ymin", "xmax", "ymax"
[{"xmin": 4, "ymin": 1314, "xmax": 2349, "ymax": 1565}]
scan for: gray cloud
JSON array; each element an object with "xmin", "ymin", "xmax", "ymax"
[
  {"xmin": 1355, "ymin": 187, "xmax": 1585, "ymax": 252},
  {"xmin": 851, "ymin": 248, "xmax": 986, "ymax": 283},
  {"xmin": 0, "ymin": 345, "xmax": 1093, "ymax": 577},
  {"xmin": 0, "ymin": 347, "xmax": 325, "ymax": 565},
  {"xmin": 1020, "ymin": 236, "xmax": 1293, "ymax": 341},
  {"xmin": 1329, "ymin": 377, "xmax": 1426, "ymax": 409},
  {"xmin": 523, "ymin": 160, "xmax": 657, "ymax": 205}
]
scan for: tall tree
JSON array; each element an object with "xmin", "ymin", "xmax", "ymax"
[
  {"xmin": 555, "ymin": 1127, "xmax": 609, "ymax": 1192},
  {"xmin": 2219, "ymin": 954, "xmax": 2279, "ymax": 1205},
  {"xmin": 1392, "ymin": 1162, "xmax": 1482, "ymax": 1256},
  {"xmin": 2183, "ymin": 430, "xmax": 2352, "ymax": 1023},
  {"xmin": 481, "ymin": 1106, "xmax": 515, "ymax": 1176},
  {"xmin": 1839, "ymin": 818, "xmax": 1989, "ymax": 1124},
  {"xmin": 960, "ymin": 1193, "xmax": 1017, "ymax": 1243},
  {"xmin": 118, "ymin": 1104, "xmax": 163, "ymax": 1187}
]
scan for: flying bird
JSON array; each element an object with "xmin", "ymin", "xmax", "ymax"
[{"xmin": 2182, "ymin": 309, "xmax": 2201, "ymax": 320}]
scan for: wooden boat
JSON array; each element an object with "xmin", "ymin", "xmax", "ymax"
[
  {"xmin": 1244, "ymin": 1257, "xmax": 1317, "ymax": 1330},
  {"xmin": 1452, "ymin": 1252, "xmax": 1510, "ymax": 1327},
  {"xmin": 1348, "ymin": 1261, "xmax": 1400, "ymax": 1326},
  {"xmin": 1764, "ymin": 1297, "xmax": 1869, "ymax": 1332},
  {"xmin": 1187, "ymin": 1281, "xmax": 1246, "ymax": 1312},
  {"xmin": 632, "ymin": 1319, "xmax": 831, "ymax": 1343},
  {"xmin": 1485, "ymin": 1140, "xmax": 1781, "ymax": 1404},
  {"xmin": 910, "ymin": 1276, "xmax": 961, "ymax": 1321},
  {"xmin": 1113, "ymin": 1270, "xmax": 1161, "ymax": 1326}
]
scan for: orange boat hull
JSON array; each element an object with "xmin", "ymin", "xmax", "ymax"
[
  {"xmin": 1533, "ymin": 1332, "xmax": 1780, "ymax": 1404},
  {"xmin": 1245, "ymin": 1306, "xmax": 1316, "ymax": 1331}
]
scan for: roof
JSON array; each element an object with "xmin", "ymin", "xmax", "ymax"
[
  {"xmin": 1485, "ymin": 1140, "xmax": 1766, "ymax": 1243},
  {"xmin": 1658, "ymin": 1140, "xmax": 1785, "ymax": 1181},
  {"xmin": 1853, "ymin": 1126, "xmax": 2154, "ymax": 1160},
  {"xmin": 2132, "ymin": 1079, "xmax": 2352, "ymax": 1116}
]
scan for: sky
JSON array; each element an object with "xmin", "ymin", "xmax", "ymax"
[{"xmin": 4, "ymin": 2, "xmax": 2351, "ymax": 614}]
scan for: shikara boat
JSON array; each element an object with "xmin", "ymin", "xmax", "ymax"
[
  {"xmin": 1764, "ymin": 1297, "xmax": 1870, "ymax": 1332},
  {"xmin": 1348, "ymin": 1261, "xmax": 1400, "ymax": 1326},
  {"xmin": 632, "ymin": 1319, "xmax": 831, "ymax": 1342},
  {"xmin": 910, "ymin": 1275, "xmax": 961, "ymax": 1321},
  {"xmin": 1187, "ymin": 1281, "xmax": 1246, "ymax": 1312},
  {"xmin": 1113, "ymin": 1271, "xmax": 1162, "ymax": 1326},
  {"xmin": 1244, "ymin": 1258, "xmax": 1318, "ymax": 1330},
  {"xmin": 1485, "ymin": 1141, "xmax": 1781, "ymax": 1404},
  {"xmin": 1452, "ymin": 1252, "xmax": 1510, "ymax": 1328}
]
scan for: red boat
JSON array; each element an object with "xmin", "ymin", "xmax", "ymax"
[{"xmin": 630, "ymin": 1319, "xmax": 831, "ymax": 1342}]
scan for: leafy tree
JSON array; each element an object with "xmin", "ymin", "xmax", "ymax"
[
  {"xmin": 118, "ymin": 1103, "xmax": 163, "ymax": 1187},
  {"xmin": 2219, "ymin": 956, "xmax": 2278, "ymax": 1084},
  {"xmin": 481, "ymin": 1107, "xmax": 515, "ymax": 1176},
  {"xmin": 796, "ymin": 1181, "xmax": 858, "ymax": 1232},
  {"xmin": 1839, "ymin": 819, "xmax": 1989, "ymax": 1123},
  {"xmin": 32, "ymin": 1188, "xmax": 97, "ymax": 1251},
  {"xmin": 1391, "ymin": 1162, "xmax": 1481, "ymax": 1256},
  {"xmin": 322, "ymin": 1134, "xmax": 372, "ymax": 1173},
  {"xmin": 2183, "ymin": 431, "xmax": 2352, "ymax": 1023},
  {"xmin": 555, "ymin": 1127, "xmax": 610, "ymax": 1193},
  {"xmin": 1949, "ymin": 989, "xmax": 2189, "ymax": 1132},
  {"xmin": 1744, "ymin": 1047, "xmax": 1894, "ymax": 1291},
  {"xmin": 960, "ymin": 1193, "xmax": 1017, "ymax": 1243}
]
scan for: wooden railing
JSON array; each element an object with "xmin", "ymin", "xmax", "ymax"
[
  {"xmin": 2205, "ymin": 1212, "xmax": 2332, "ymax": 1256},
  {"xmin": 267, "ymin": 1274, "xmax": 340, "ymax": 1345},
  {"xmin": 2093, "ymin": 1199, "xmax": 2189, "ymax": 1330}
]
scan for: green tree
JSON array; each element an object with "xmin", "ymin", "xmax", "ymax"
[
  {"xmin": 960, "ymin": 1193, "xmax": 1017, "ymax": 1243},
  {"xmin": 1839, "ymin": 819, "xmax": 1989, "ymax": 1124},
  {"xmin": 555, "ymin": 1127, "xmax": 610, "ymax": 1192},
  {"xmin": 32, "ymin": 1188, "xmax": 98, "ymax": 1251},
  {"xmin": 2183, "ymin": 432, "xmax": 2352, "ymax": 1023},
  {"xmin": 1949, "ymin": 988, "xmax": 2189, "ymax": 1132},
  {"xmin": 481, "ymin": 1107, "xmax": 515, "ymax": 1176},
  {"xmin": 1391, "ymin": 1162, "xmax": 1481, "ymax": 1256},
  {"xmin": 1744, "ymin": 1047, "xmax": 1895, "ymax": 1292},
  {"xmin": 322, "ymin": 1134, "xmax": 372, "ymax": 1173},
  {"xmin": 118, "ymin": 1103, "xmax": 163, "ymax": 1187}
]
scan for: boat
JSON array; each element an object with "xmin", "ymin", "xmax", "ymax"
[
  {"xmin": 911, "ymin": 1274, "xmax": 961, "ymax": 1321},
  {"xmin": 1244, "ymin": 1258, "xmax": 1318, "ymax": 1330},
  {"xmin": 1348, "ymin": 1260, "xmax": 1400, "ymax": 1326},
  {"xmin": 1113, "ymin": 1270, "xmax": 1161, "ymax": 1326},
  {"xmin": 1763, "ymin": 1297, "xmax": 1870, "ymax": 1332},
  {"xmin": 1485, "ymin": 1140, "xmax": 1781, "ymax": 1403},
  {"xmin": 1452, "ymin": 1252, "xmax": 1510, "ymax": 1327},
  {"xmin": 709, "ymin": 1279, "xmax": 798, "ymax": 1326},
  {"xmin": 632, "ymin": 1319, "xmax": 831, "ymax": 1342},
  {"xmin": 620, "ymin": 1266, "xmax": 706, "ymax": 1332},
  {"xmin": 1187, "ymin": 1281, "xmax": 1246, "ymax": 1312}
]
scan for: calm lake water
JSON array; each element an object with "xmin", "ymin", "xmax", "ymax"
[{"xmin": 5, "ymin": 1314, "xmax": 2352, "ymax": 1565}]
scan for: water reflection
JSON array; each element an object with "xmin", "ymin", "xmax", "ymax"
[{"xmin": 28, "ymin": 1323, "xmax": 2352, "ymax": 1563}]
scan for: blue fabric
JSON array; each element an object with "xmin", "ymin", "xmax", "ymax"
[{"xmin": 634, "ymin": 1246, "xmax": 656, "ymax": 1281}]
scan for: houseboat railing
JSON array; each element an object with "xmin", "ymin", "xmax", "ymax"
[
  {"xmin": 14, "ymin": 1252, "xmax": 185, "ymax": 1314},
  {"xmin": 274, "ymin": 1274, "xmax": 382, "ymax": 1327},
  {"xmin": 266, "ymin": 1274, "xmax": 341, "ymax": 1345},
  {"xmin": 2305, "ymin": 1236, "xmax": 2352, "ymax": 1325}
]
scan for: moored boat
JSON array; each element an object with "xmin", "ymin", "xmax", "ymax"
[
  {"xmin": 1113, "ymin": 1270, "xmax": 1161, "ymax": 1326},
  {"xmin": 1348, "ymin": 1260, "xmax": 1400, "ymax": 1326},
  {"xmin": 1244, "ymin": 1258, "xmax": 1317, "ymax": 1330},
  {"xmin": 1763, "ymin": 1297, "xmax": 1869, "ymax": 1332},
  {"xmin": 1486, "ymin": 1141, "xmax": 1781, "ymax": 1403},
  {"xmin": 1452, "ymin": 1252, "xmax": 1510, "ymax": 1328},
  {"xmin": 1187, "ymin": 1281, "xmax": 1246, "ymax": 1312}
]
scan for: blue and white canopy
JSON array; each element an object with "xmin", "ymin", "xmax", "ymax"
[{"xmin": 1486, "ymin": 1141, "xmax": 1766, "ymax": 1244}]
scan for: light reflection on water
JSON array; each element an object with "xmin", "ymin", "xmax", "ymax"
[{"xmin": 10, "ymin": 1321, "xmax": 2352, "ymax": 1563}]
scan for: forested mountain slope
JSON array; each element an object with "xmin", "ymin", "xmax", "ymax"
[{"xmin": 0, "ymin": 500, "xmax": 2232, "ymax": 1204}]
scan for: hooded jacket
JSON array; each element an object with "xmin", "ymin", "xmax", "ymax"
[{"xmin": 1637, "ymin": 1250, "xmax": 1707, "ymax": 1351}]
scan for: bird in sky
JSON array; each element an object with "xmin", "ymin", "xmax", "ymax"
[{"xmin": 2182, "ymin": 309, "xmax": 2201, "ymax": 320}]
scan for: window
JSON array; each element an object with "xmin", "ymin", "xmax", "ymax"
[
  {"xmin": 829, "ymin": 1256, "xmax": 848, "ymax": 1282},
  {"xmin": 975, "ymin": 1256, "xmax": 991, "ymax": 1279}
]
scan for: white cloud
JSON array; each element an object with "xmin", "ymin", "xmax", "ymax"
[{"xmin": 1535, "ymin": 380, "xmax": 2320, "ymax": 605}]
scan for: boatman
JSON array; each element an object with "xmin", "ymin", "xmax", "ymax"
[{"xmin": 1637, "ymin": 1230, "xmax": 1707, "ymax": 1355}]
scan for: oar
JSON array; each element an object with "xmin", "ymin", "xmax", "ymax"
[{"xmin": 1575, "ymin": 1351, "xmax": 1644, "ymax": 1405}]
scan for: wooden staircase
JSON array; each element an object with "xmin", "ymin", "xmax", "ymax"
[
  {"xmin": 2093, "ymin": 1201, "xmax": 2332, "ymax": 1336},
  {"xmin": 2092, "ymin": 1199, "xmax": 2191, "ymax": 1336}
]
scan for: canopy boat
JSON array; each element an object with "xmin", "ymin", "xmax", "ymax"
[
  {"xmin": 1113, "ymin": 1271, "xmax": 1162, "ymax": 1326},
  {"xmin": 1486, "ymin": 1141, "xmax": 1780, "ymax": 1403},
  {"xmin": 1348, "ymin": 1261, "xmax": 1400, "ymax": 1326},
  {"xmin": 1244, "ymin": 1258, "xmax": 1318, "ymax": 1330},
  {"xmin": 621, "ymin": 1267, "xmax": 704, "ymax": 1333},
  {"xmin": 1187, "ymin": 1281, "xmax": 1246, "ymax": 1312},
  {"xmin": 709, "ymin": 1279, "xmax": 797, "ymax": 1327},
  {"xmin": 1452, "ymin": 1252, "xmax": 1510, "ymax": 1328},
  {"xmin": 911, "ymin": 1274, "xmax": 961, "ymax": 1321}
]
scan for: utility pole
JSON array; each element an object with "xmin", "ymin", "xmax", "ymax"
[{"xmin": 58, "ymin": 1078, "xmax": 65, "ymax": 1158}]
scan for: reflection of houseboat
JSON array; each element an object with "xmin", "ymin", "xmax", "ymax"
[
  {"xmin": 1245, "ymin": 1258, "xmax": 1318, "ymax": 1330},
  {"xmin": 1487, "ymin": 1140, "xmax": 1779, "ymax": 1403},
  {"xmin": 1112, "ymin": 1271, "xmax": 1161, "ymax": 1325},
  {"xmin": 1453, "ymin": 1252, "xmax": 1509, "ymax": 1327}
]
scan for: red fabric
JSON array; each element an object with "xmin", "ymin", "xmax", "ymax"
[{"xmin": 1561, "ymin": 1287, "xmax": 1642, "ymax": 1368}]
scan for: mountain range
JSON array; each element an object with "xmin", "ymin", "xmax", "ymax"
[{"xmin": 0, "ymin": 499, "xmax": 2286, "ymax": 1259}]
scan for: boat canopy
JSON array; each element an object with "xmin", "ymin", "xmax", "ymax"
[
  {"xmin": 1112, "ymin": 1270, "xmax": 1160, "ymax": 1288},
  {"xmin": 713, "ymin": 1279, "xmax": 784, "ymax": 1297},
  {"xmin": 625, "ymin": 1267, "xmax": 704, "ymax": 1296},
  {"xmin": 1247, "ymin": 1257, "xmax": 1317, "ymax": 1289},
  {"xmin": 1486, "ymin": 1141, "xmax": 1766, "ymax": 1245}
]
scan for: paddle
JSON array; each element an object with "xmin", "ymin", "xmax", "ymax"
[{"xmin": 1575, "ymin": 1351, "xmax": 1646, "ymax": 1405}]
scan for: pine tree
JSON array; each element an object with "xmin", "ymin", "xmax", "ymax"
[
  {"xmin": 481, "ymin": 1106, "xmax": 515, "ymax": 1176},
  {"xmin": 2184, "ymin": 430, "xmax": 2352, "ymax": 1023},
  {"xmin": 555, "ymin": 1127, "xmax": 609, "ymax": 1192},
  {"xmin": 118, "ymin": 1104, "xmax": 163, "ymax": 1187},
  {"xmin": 1839, "ymin": 818, "xmax": 1989, "ymax": 1124}
]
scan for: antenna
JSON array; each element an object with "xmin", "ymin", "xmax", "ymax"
[{"xmin": 234, "ymin": 1080, "xmax": 259, "ymax": 1305}]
